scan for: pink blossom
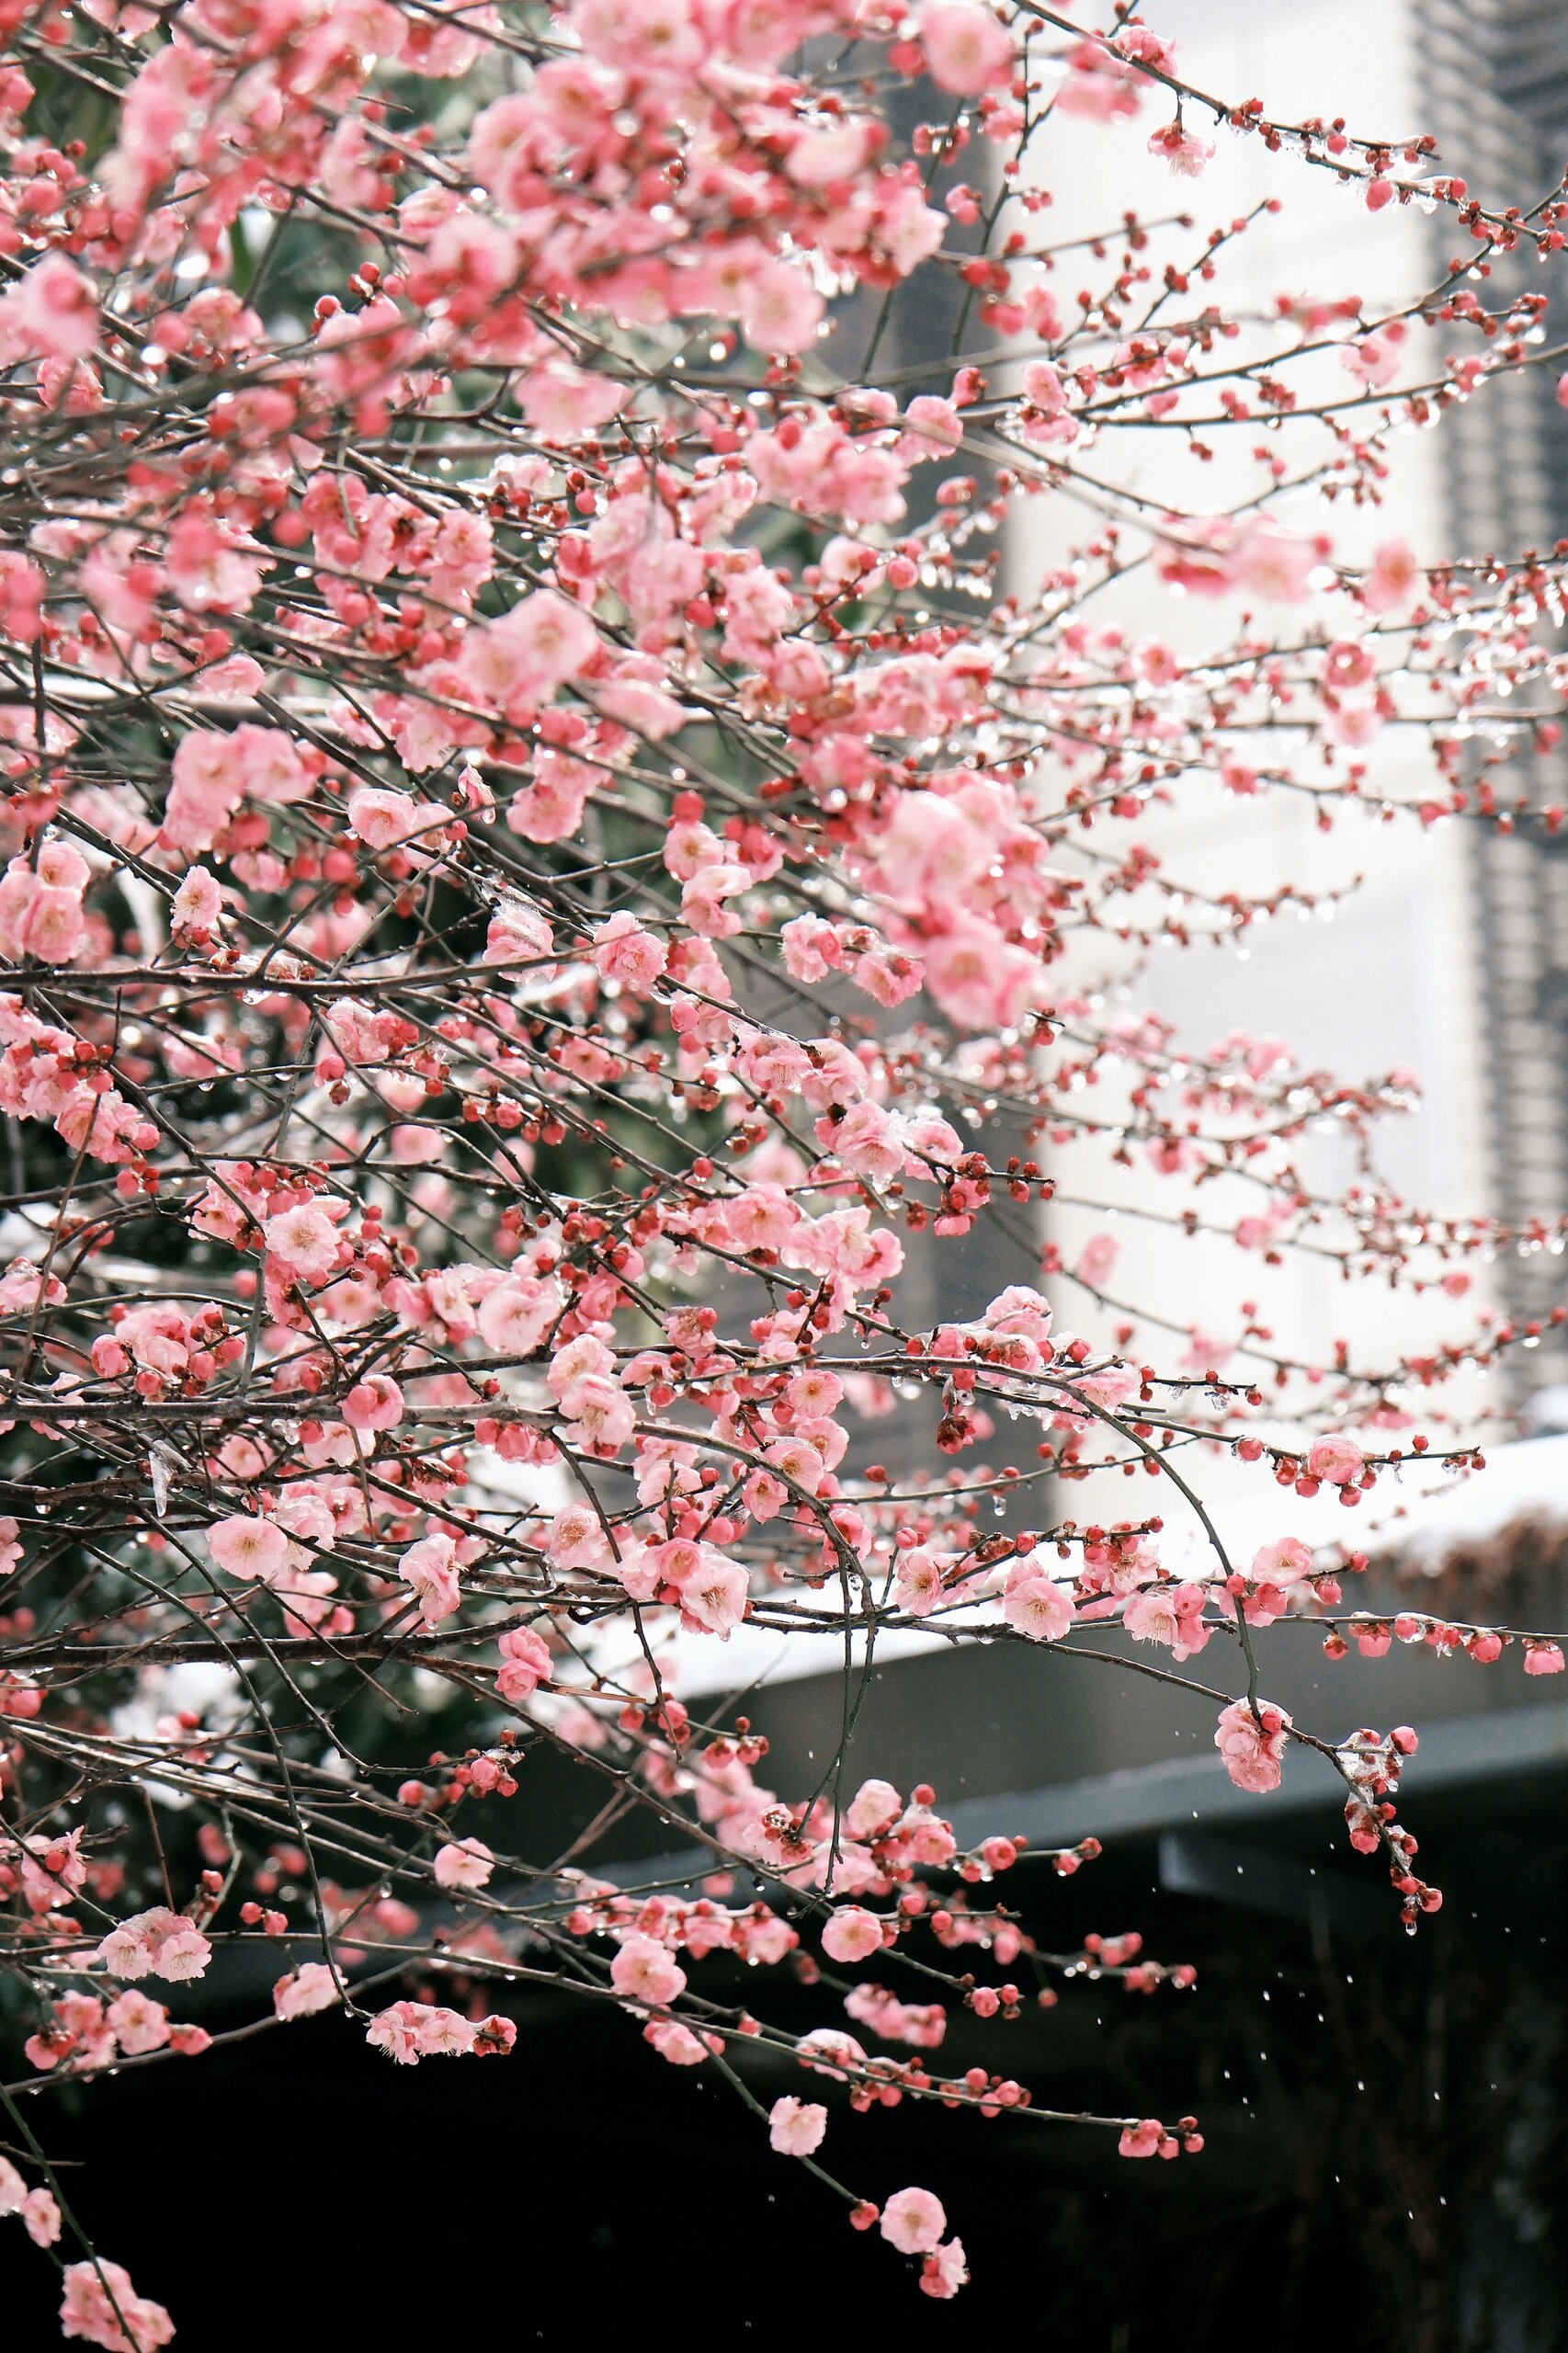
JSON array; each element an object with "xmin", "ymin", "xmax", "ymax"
[
  {"xmin": 894, "ymin": 1547, "xmax": 948, "ymax": 1616},
  {"xmin": 60, "ymin": 2260, "xmax": 175, "ymax": 2352},
  {"xmin": 105, "ymin": 1990, "xmax": 170, "ymax": 2055},
  {"xmin": 1306, "ymin": 1435, "xmax": 1364, "ymax": 1486},
  {"xmin": 1233, "ymin": 520, "xmax": 1329, "ymax": 603},
  {"xmin": 1001, "ymin": 1570, "xmax": 1074, "ymax": 1643},
  {"xmin": 769, "ymin": 2095, "xmax": 828, "ymax": 2155},
  {"xmin": 644, "ymin": 2018, "xmax": 713, "ymax": 2065},
  {"xmin": 821, "ymin": 1905, "xmax": 885, "ymax": 1963},
  {"xmin": 462, "ymin": 588, "xmax": 598, "ymax": 716},
  {"xmin": 1363, "ymin": 538, "xmax": 1420, "ymax": 612},
  {"xmin": 1214, "ymin": 1699, "xmax": 1291, "ymax": 1794},
  {"xmin": 23, "ymin": 2184, "xmax": 61, "ymax": 2245},
  {"xmin": 921, "ymin": 2, "xmax": 1015, "ymax": 95},
  {"xmin": 592, "ymin": 910, "xmax": 666, "ymax": 995},
  {"xmin": 1122, "ymin": 1581, "xmax": 1208, "ymax": 1654},
  {"xmin": 263, "ymin": 1201, "xmax": 341, "ymax": 1285},
  {"xmin": 496, "ymin": 1624, "xmax": 552, "ymax": 1701},
  {"xmin": 171, "ymin": 867, "xmax": 222, "ymax": 933},
  {"xmin": 1148, "ymin": 121, "xmax": 1215, "ymax": 176},
  {"xmin": 844, "ymin": 1779, "xmax": 903, "ymax": 1840},
  {"xmin": 4, "ymin": 256, "xmax": 97, "ymax": 361},
  {"xmin": 93, "ymin": 1907, "xmax": 211, "ymax": 1983},
  {"xmin": 366, "ymin": 1999, "xmax": 476, "ymax": 2063},
  {"xmin": 208, "ymin": 1515, "xmax": 289, "ymax": 1583},
  {"xmin": 738, "ymin": 263, "xmax": 824, "ymax": 356},
  {"xmin": 881, "ymin": 2185, "xmax": 948, "ymax": 2255},
  {"xmin": 920, "ymin": 2238, "xmax": 970, "ymax": 2299},
  {"xmin": 434, "ymin": 1837, "xmax": 494, "ymax": 1891},
  {"xmin": 273, "ymin": 1962, "xmax": 340, "ymax": 2020},
  {"xmin": 399, "ymin": 1532, "xmax": 461, "ymax": 1628},
  {"xmin": 342, "ymin": 1373, "xmax": 404, "ymax": 1432},
  {"xmin": 519, "ymin": 360, "xmax": 628, "ymax": 443},
  {"xmin": 1251, "ymin": 1537, "xmax": 1312, "ymax": 1583},
  {"xmin": 1075, "ymin": 1232, "xmax": 1119, "ymax": 1289},
  {"xmin": 664, "ymin": 1542, "xmax": 749, "ymax": 1637},
  {"xmin": 476, "ymin": 1276, "xmax": 562, "ymax": 1357},
  {"xmin": 610, "ymin": 1932, "xmax": 687, "ymax": 2006}
]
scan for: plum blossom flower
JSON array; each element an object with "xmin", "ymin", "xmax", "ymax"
[
  {"xmin": 1122, "ymin": 1581, "xmax": 1209, "ymax": 1656},
  {"xmin": 610, "ymin": 1933, "xmax": 687, "ymax": 2007},
  {"xmin": 921, "ymin": 1, "xmax": 1015, "ymax": 94},
  {"xmin": 664, "ymin": 1541, "xmax": 749, "ymax": 1637},
  {"xmin": 496, "ymin": 1624, "xmax": 552, "ymax": 1702},
  {"xmin": 1001, "ymin": 1568, "xmax": 1075, "ymax": 1643},
  {"xmin": 1075, "ymin": 1232, "xmax": 1119, "ymax": 1289},
  {"xmin": 1251, "ymin": 1537, "xmax": 1313, "ymax": 1584},
  {"xmin": 171, "ymin": 866, "xmax": 222, "ymax": 934},
  {"xmin": 1214, "ymin": 1699, "xmax": 1291, "ymax": 1794},
  {"xmin": 893, "ymin": 1547, "xmax": 948, "ymax": 1615},
  {"xmin": 60, "ymin": 2259, "xmax": 175, "ymax": 2352},
  {"xmin": 399, "ymin": 1532, "xmax": 461, "ymax": 1629},
  {"xmin": 738, "ymin": 263, "xmax": 824, "ymax": 356},
  {"xmin": 105, "ymin": 1991, "xmax": 170, "ymax": 2055},
  {"xmin": 476, "ymin": 1275, "xmax": 562, "ymax": 1358},
  {"xmin": 881, "ymin": 2186, "xmax": 948, "ymax": 2255},
  {"xmin": 433, "ymin": 1837, "xmax": 494, "ymax": 1891},
  {"xmin": 273, "ymin": 1962, "xmax": 340, "ymax": 2020},
  {"xmin": 262, "ymin": 1201, "xmax": 341, "ymax": 1285},
  {"xmin": 821, "ymin": 1906, "xmax": 884, "ymax": 1963},
  {"xmin": 462, "ymin": 588, "xmax": 598, "ymax": 715},
  {"xmin": 3, "ymin": 256, "xmax": 97, "ymax": 361},
  {"xmin": 921, "ymin": 2238, "xmax": 970, "ymax": 2299},
  {"xmin": 93, "ymin": 1907, "xmax": 211, "ymax": 1983},
  {"xmin": 592, "ymin": 910, "xmax": 666, "ymax": 995},
  {"xmin": 1148, "ymin": 120, "xmax": 1215, "ymax": 176},
  {"xmin": 769, "ymin": 2096, "xmax": 828, "ymax": 2155},
  {"xmin": 645, "ymin": 2018, "xmax": 714, "ymax": 2066},
  {"xmin": 208, "ymin": 1514, "xmax": 289, "ymax": 1583},
  {"xmin": 1306, "ymin": 1435, "xmax": 1364, "ymax": 1486},
  {"xmin": 366, "ymin": 2000, "xmax": 476, "ymax": 2063},
  {"xmin": 23, "ymin": 2185, "xmax": 61, "ymax": 2245},
  {"xmin": 844, "ymin": 1779, "xmax": 902, "ymax": 1840},
  {"xmin": 1362, "ymin": 538, "xmax": 1421, "ymax": 613}
]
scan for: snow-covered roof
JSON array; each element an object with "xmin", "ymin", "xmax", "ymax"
[{"xmin": 670, "ymin": 1434, "xmax": 1568, "ymax": 1698}]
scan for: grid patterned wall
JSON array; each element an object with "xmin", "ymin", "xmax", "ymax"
[{"xmin": 1420, "ymin": 0, "xmax": 1568, "ymax": 1389}]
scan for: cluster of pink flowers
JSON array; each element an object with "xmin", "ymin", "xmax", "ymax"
[
  {"xmin": 365, "ymin": 2000, "xmax": 517, "ymax": 2064},
  {"xmin": 0, "ymin": 0, "xmax": 1560, "ymax": 2333}
]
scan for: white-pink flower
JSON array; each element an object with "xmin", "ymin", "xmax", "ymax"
[
  {"xmin": 93, "ymin": 1906, "xmax": 211, "ymax": 1983},
  {"xmin": 1214, "ymin": 1699, "xmax": 1291, "ymax": 1794},
  {"xmin": 1306, "ymin": 1434, "xmax": 1365, "ymax": 1486},
  {"xmin": 273, "ymin": 1962, "xmax": 340, "ymax": 2021},
  {"xmin": 881, "ymin": 2185, "xmax": 948, "ymax": 2255},
  {"xmin": 399, "ymin": 1532, "xmax": 461, "ymax": 1629},
  {"xmin": 921, "ymin": 1, "xmax": 1015, "ymax": 95},
  {"xmin": 610, "ymin": 1932, "xmax": 687, "ymax": 2007},
  {"xmin": 476, "ymin": 1275, "xmax": 562, "ymax": 1358},
  {"xmin": 105, "ymin": 1990, "xmax": 170, "ymax": 2055},
  {"xmin": 769, "ymin": 2095, "xmax": 828, "ymax": 2155},
  {"xmin": 60, "ymin": 2258, "xmax": 175, "ymax": 2350},
  {"xmin": 433, "ymin": 1837, "xmax": 494, "ymax": 1892},
  {"xmin": 1001, "ymin": 1570, "xmax": 1074, "ymax": 1643},
  {"xmin": 821, "ymin": 1905, "xmax": 885, "ymax": 1964},
  {"xmin": 366, "ymin": 1998, "xmax": 476, "ymax": 2063},
  {"xmin": 208, "ymin": 1514, "xmax": 289, "ymax": 1583},
  {"xmin": 263, "ymin": 1200, "xmax": 341, "ymax": 1284}
]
